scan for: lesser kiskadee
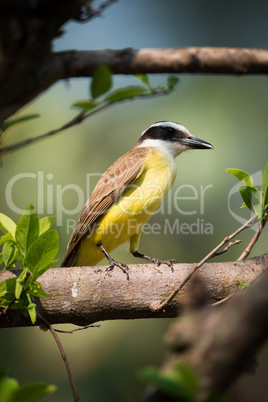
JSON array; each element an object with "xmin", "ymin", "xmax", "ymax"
[{"xmin": 61, "ymin": 122, "xmax": 213, "ymax": 278}]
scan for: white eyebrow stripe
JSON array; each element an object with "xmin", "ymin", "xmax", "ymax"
[{"xmin": 142, "ymin": 121, "xmax": 191, "ymax": 136}]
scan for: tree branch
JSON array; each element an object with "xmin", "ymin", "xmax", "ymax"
[
  {"xmin": 52, "ymin": 47, "xmax": 268, "ymax": 79},
  {"xmin": 0, "ymin": 83, "xmax": 175, "ymax": 157},
  {"xmin": 1, "ymin": 47, "xmax": 268, "ymax": 125},
  {"xmin": 1, "ymin": 0, "xmax": 268, "ymax": 125},
  {"xmin": 38, "ymin": 316, "xmax": 80, "ymax": 402},
  {"xmin": 155, "ymin": 214, "xmax": 258, "ymax": 311},
  {"xmin": 237, "ymin": 218, "xmax": 267, "ymax": 261},
  {"xmin": 1, "ymin": 254, "xmax": 267, "ymax": 328},
  {"xmin": 0, "ymin": 0, "xmax": 117, "ymax": 125},
  {"xmin": 142, "ymin": 261, "xmax": 268, "ymax": 401}
]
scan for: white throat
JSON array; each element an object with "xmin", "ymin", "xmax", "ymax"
[{"xmin": 136, "ymin": 138, "xmax": 188, "ymax": 159}]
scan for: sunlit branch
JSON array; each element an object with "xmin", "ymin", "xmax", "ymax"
[
  {"xmin": 155, "ymin": 214, "xmax": 258, "ymax": 311},
  {"xmin": 0, "ymin": 253, "xmax": 267, "ymax": 328},
  {"xmin": 2, "ymin": 47, "xmax": 268, "ymax": 125},
  {"xmin": 0, "ymin": 87, "xmax": 173, "ymax": 157},
  {"xmin": 52, "ymin": 48, "xmax": 268, "ymax": 79},
  {"xmin": 237, "ymin": 216, "xmax": 267, "ymax": 261}
]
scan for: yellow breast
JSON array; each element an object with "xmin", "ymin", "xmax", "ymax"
[{"xmin": 76, "ymin": 147, "xmax": 177, "ymax": 265}]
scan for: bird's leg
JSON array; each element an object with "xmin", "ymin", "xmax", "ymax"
[
  {"xmin": 131, "ymin": 250, "xmax": 177, "ymax": 273},
  {"xmin": 97, "ymin": 242, "xmax": 129, "ymax": 280}
]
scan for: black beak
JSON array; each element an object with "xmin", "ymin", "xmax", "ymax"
[{"xmin": 184, "ymin": 137, "xmax": 214, "ymax": 150}]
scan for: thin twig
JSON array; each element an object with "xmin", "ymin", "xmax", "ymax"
[
  {"xmin": 0, "ymin": 112, "xmax": 85, "ymax": 156},
  {"xmin": 213, "ymin": 240, "xmax": 242, "ymax": 256},
  {"xmin": 79, "ymin": 0, "xmax": 119, "ymax": 22},
  {"xmin": 0, "ymin": 272, "xmax": 29, "ymax": 315},
  {"xmin": 212, "ymin": 216, "xmax": 267, "ymax": 307},
  {"xmin": 38, "ymin": 316, "xmax": 80, "ymax": 402},
  {"xmin": 212, "ymin": 292, "xmax": 235, "ymax": 306},
  {"xmin": 155, "ymin": 214, "xmax": 258, "ymax": 311},
  {"xmin": 237, "ymin": 217, "xmax": 267, "ymax": 261},
  {"xmin": 0, "ymin": 88, "xmax": 174, "ymax": 157},
  {"xmin": 54, "ymin": 324, "xmax": 100, "ymax": 334},
  {"xmin": 0, "ymin": 297, "xmax": 16, "ymax": 315}
]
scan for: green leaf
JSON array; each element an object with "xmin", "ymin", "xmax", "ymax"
[
  {"xmin": 0, "ymin": 213, "xmax": 16, "ymax": 238},
  {"xmin": 239, "ymin": 185, "xmax": 261, "ymax": 215},
  {"xmin": 15, "ymin": 204, "xmax": 39, "ymax": 262},
  {"xmin": 27, "ymin": 281, "xmax": 50, "ymax": 298},
  {"xmin": 1, "ymin": 114, "xmax": 40, "ymax": 135},
  {"xmin": 3, "ymin": 381, "xmax": 56, "ymax": 402},
  {"xmin": 226, "ymin": 169, "xmax": 263, "ymax": 214},
  {"xmin": 167, "ymin": 75, "xmax": 180, "ymax": 90},
  {"xmin": 261, "ymin": 162, "xmax": 268, "ymax": 215},
  {"xmin": 226, "ymin": 168, "xmax": 256, "ymax": 190},
  {"xmin": 91, "ymin": 64, "xmax": 112, "ymax": 99},
  {"xmin": 0, "ymin": 232, "xmax": 14, "ymax": 246},
  {"xmin": 15, "ymin": 278, "xmax": 24, "ymax": 300},
  {"xmin": 139, "ymin": 366, "xmax": 181, "ymax": 399},
  {"xmin": 104, "ymin": 85, "xmax": 149, "ymax": 103},
  {"xmin": 0, "ymin": 373, "xmax": 19, "ymax": 401},
  {"xmin": 139, "ymin": 364, "xmax": 197, "ymax": 401},
  {"xmin": 0, "ymin": 277, "xmax": 16, "ymax": 301},
  {"xmin": 2, "ymin": 242, "xmax": 17, "ymax": 269},
  {"xmin": 174, "ymin": 361, "xmax": 199, "ymax": 398},
  {"xmin": 39, "ymin": 216, "xmax": 56, "ymax": 236},
  {"xmin": 26, "ymin": 229, "xmax": 59, "ymax": 281},
  {"xmin": 15, "ymin": 269, "xmax": 28, "ymax": 300},
  {"xmin": 135, "ymin": 74, "xmax": 151, "ymax": 87},
  {"xmin": 72, "ymin": 100, "xmax": 98, "ymax": 111},
  {"xmin": 27, "ymin": 302, "xmax": 37, "ymax": 324},
  {"xmin": 236, "ymin": 280, "xmax": 250, "ymax": 288}
]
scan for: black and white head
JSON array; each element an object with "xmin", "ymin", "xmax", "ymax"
[{"xmin": 135, "ymin": 121, "xmax": 213, "ymax": 158}]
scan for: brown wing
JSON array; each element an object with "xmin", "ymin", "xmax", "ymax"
[{"xmin": 61, "ymin": 147, "xmax": 149, "ymax": 267}]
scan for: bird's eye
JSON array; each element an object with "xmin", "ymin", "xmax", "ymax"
[{"xmin": 167, "ymin": 127, "xmax": 175, "ymax": 134}]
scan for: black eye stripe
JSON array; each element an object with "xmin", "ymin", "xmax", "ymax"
[
  {"xmin": 164, "ymin": 126, "xmax": 179, "ymax": 141},
  {"xmin": 139, "ymin": 124, "xmax": 186, "ymax": 142},
  {"xmin": 167, "ymin": 127, "xmax": 175, "ymax": 134}
]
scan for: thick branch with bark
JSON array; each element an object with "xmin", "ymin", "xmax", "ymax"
[
  {"xmin": 2, "ymin": 47, "xmax": 268, "ymax": 126},
  {"xmin": 53, "ymin": 47, "xmax": 268, "ymax": 78},
  {"xmin": 142, "ymin": 258, "xmax": 268, "ymax": 401},
  {"xmin": 1, "ymin": 1, "xmax": 268, "ymax": 125},
  {"xmin": 0, "ymin": 0, "xmax": 87, "ymax": 124},
  {"xmin": 0, "ymin": 253, "xmax": 267, "ymax": 328}
]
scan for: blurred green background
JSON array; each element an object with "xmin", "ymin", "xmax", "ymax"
[{"xmin": 1, "ymin": 0, "xmax": 268, "ymax": 401}]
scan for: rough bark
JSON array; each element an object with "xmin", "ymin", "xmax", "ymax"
[
  {"xmin": 53, "ymin": 47, "xmax": 268, "ymax": 78},
  {"xmin": 0, "ymin": 253, "xmax": 267, "ymax": 328},
  {"xmin": 2, "ymin": 47, "xmax": 268, "ymax": 126},
  {"xmin": 141, "ymin": 259, "xmax": 268, "ymax": 401},
  {"xmin": 1, "ymin": 2, "xmax": 268, "ymax": 125},
  {"xmin": 0, "ymin": 0, "xmax": 88, "ymax": 124}
]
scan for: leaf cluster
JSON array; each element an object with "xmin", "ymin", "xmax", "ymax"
[
  {"xmin": 0, "ymin": 370, "xmax": 56, "ymax": 402},
  {"xmin": 0, "ymin": 114, "xmax": 40, "ymax": 138},
  {"xmin": 72, "ymin": 64, "xmax": 180, "ymax": 113},
  {"xmin": 226, "ymin": 162, "xmax": 268, "ymax": 219},
  {"xmin": 139, "ymin": 360, "xmax": 227, "ymax": 402},
  {"xmin": 0, "ymin": 205, "xmax": 58, "ymax": 324},
  {"xmin": 0, "ymin": 67, "xmax": 180, "ymax": 156}
]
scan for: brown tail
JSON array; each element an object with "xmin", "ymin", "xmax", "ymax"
[{"xmin": 61, "ymin": 246, "xmax": 78, "ymax": 268}]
